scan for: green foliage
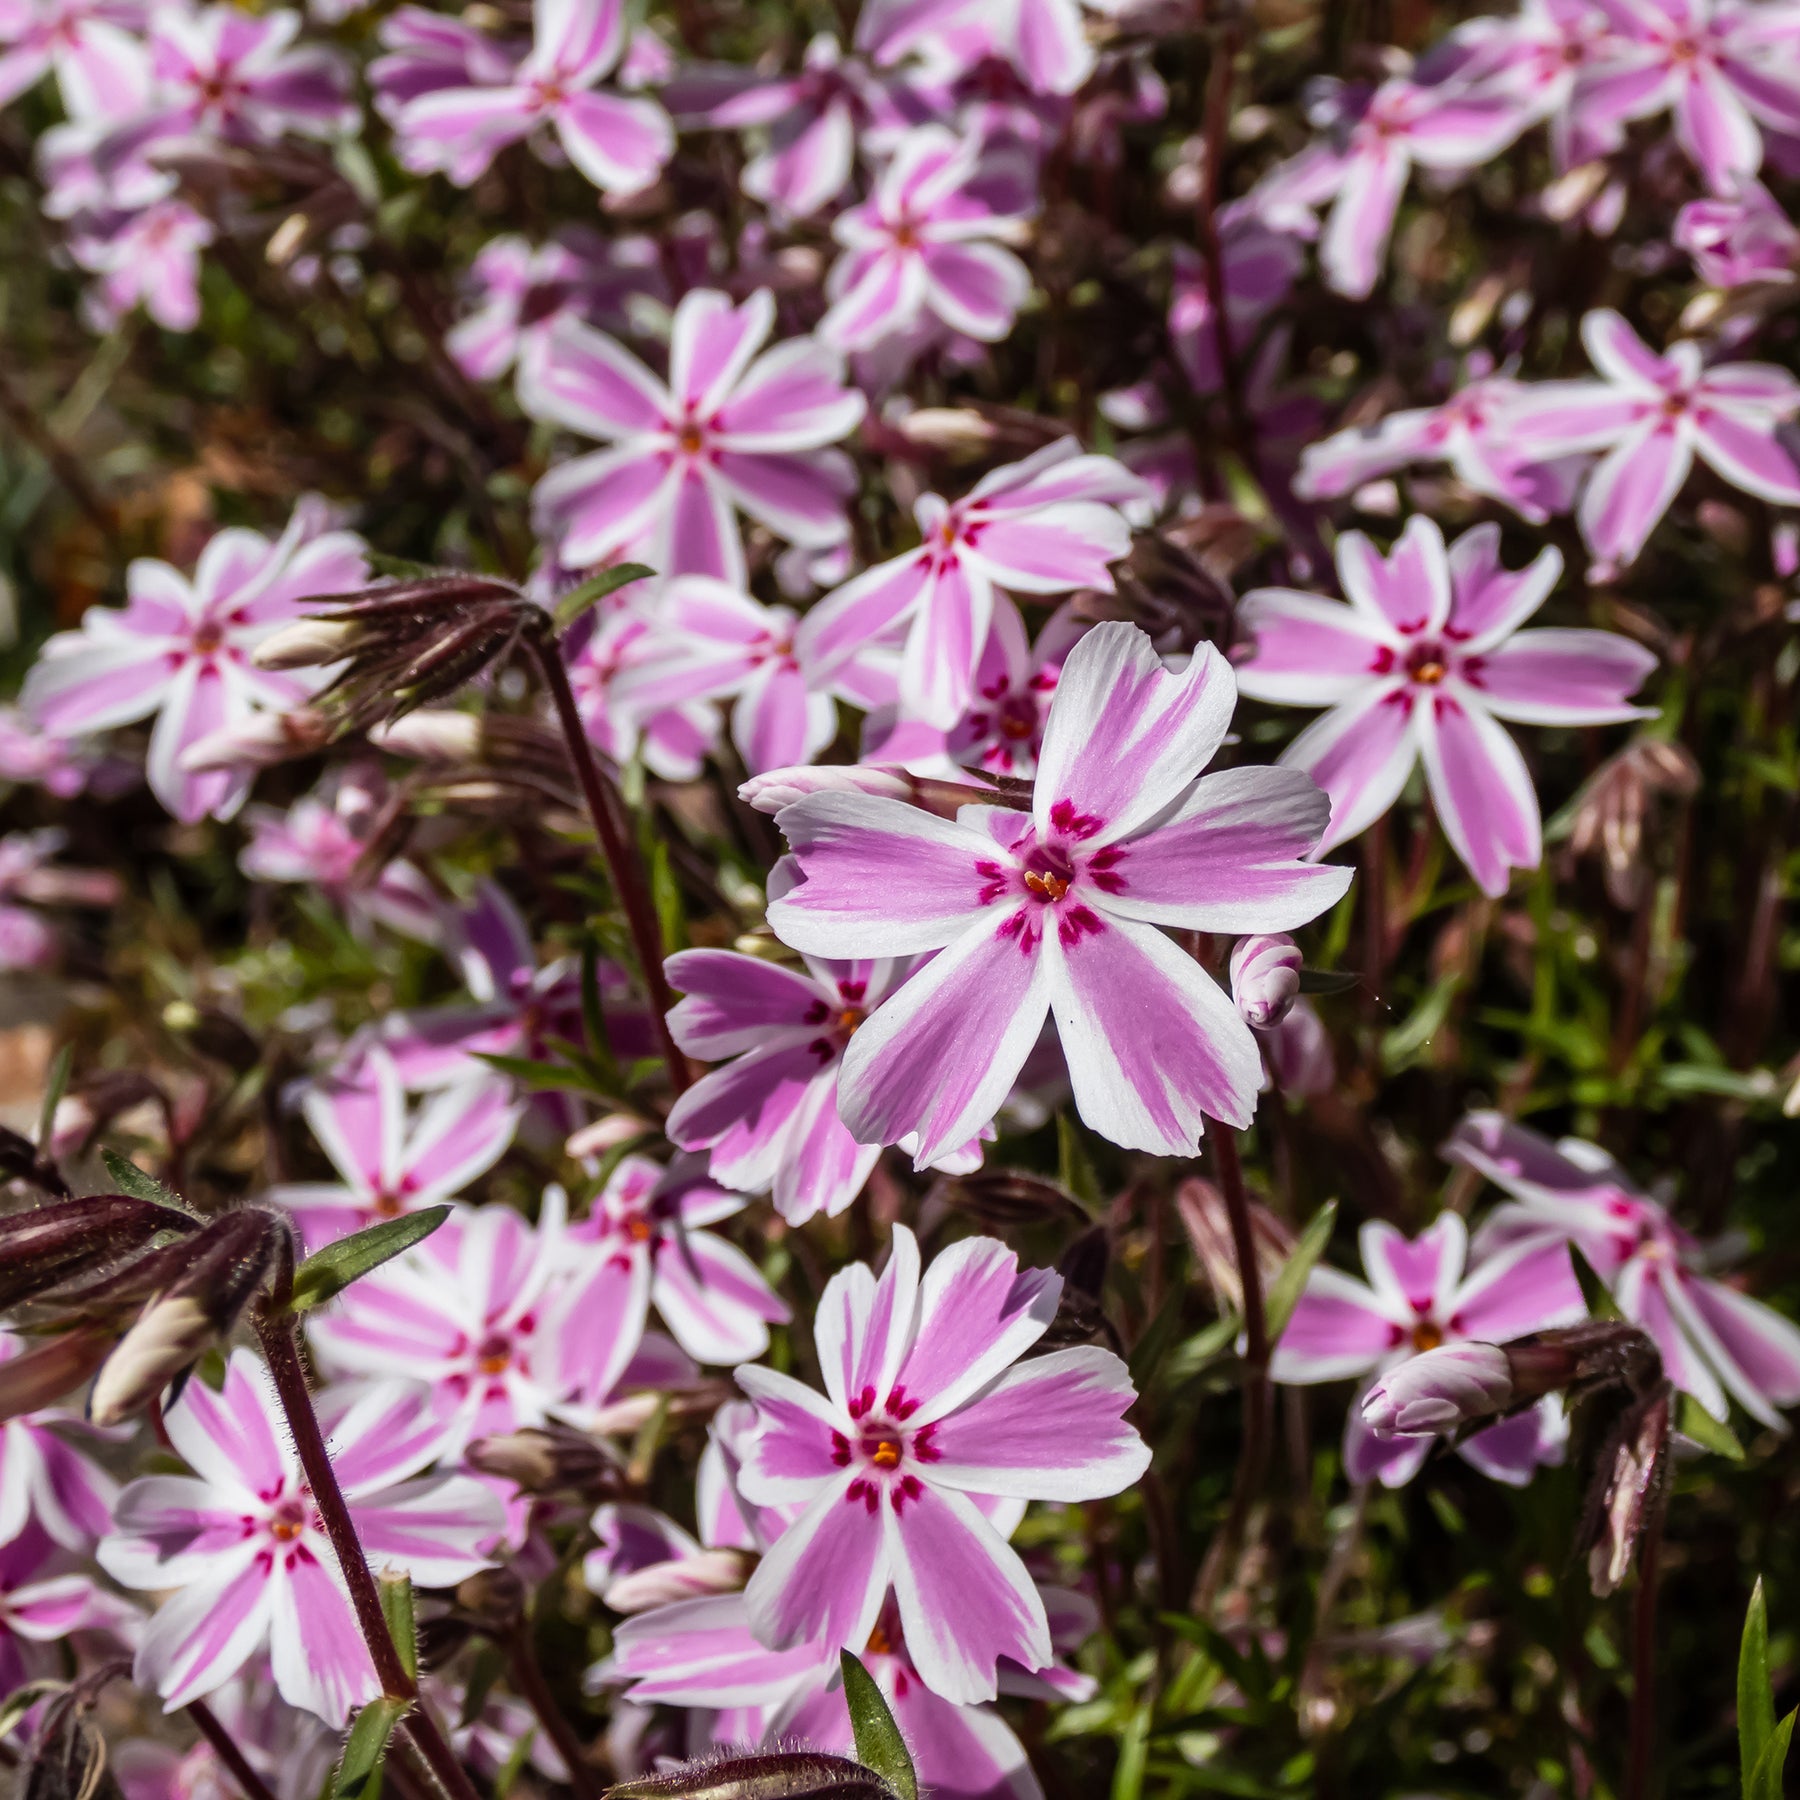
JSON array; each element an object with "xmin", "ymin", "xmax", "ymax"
[
  {"xmin": 287, "ymin": 1207, "xmax": 450, "ymax": 1313},
  {"xmin": 839, "ymin": 1652, "xmax": 918, "ymax": 1800}
]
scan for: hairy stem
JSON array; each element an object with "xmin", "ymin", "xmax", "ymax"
[
  {"xmin": 1625, "ymin": 1492, "xmax": 1667, "ymax": 1800},
  {"xmin": 254, "ymin": 1309, "xmax": 485, "ymax": 1800},
  {"xmin": 187, "ymin": 1701, "xmax": 283, "ymax": 1800},
  {"xmin": 525, "ymin": 626, "xmax": 690, "ymax": 1097}
]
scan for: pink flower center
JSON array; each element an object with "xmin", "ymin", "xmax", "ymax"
[
  {"xmin": 831, "ymin": 1385, "xmax": 941, "ymax": 1515},
  {"xmin": 677, "ymin": 421, "xmax": 708, "ymax": 455},
  {"xmin": 475, "ymin": 1332, "xmax": 513, "ymax": 1375},
  {"xmin": 1405, "ymin": 641, "xmax": 1449, "ymax": 685},
  {"xmin": 268, "ymin": 1498, "xmax": 309, "ymax": 1542},
  {"xmin": 997, "ymin": 694, "xmax": 1037, "ymax": 740},
  {"xmin": 191, "ymin": 618, "xmax": 226, "ymax": 656}
]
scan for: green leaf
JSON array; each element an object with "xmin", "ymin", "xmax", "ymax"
[
  {"xmin": 1748, "ymin": 1709, "xmax": 1796, "ymax": 1800},
  {"xmin": 1128, "ymin": 1283, "xmax": 1189, "ymax": 1390},
  {"xmin": 1568, "ymin": 1243, "xmax": 1624, "ymax": 1322},
  {"xmin": 650, "ymin": 838, "xmax": 687, "ymax": 954},
  {"xmin": 102, "ymin": 1148, "xmax": 184, "ymax": 1211},
  {"xmin": 1676, "ymin": 1392, "xmax": 1745, "ymax": 1461},
  {"xmin": 1741, "ymin": 1578, "xmax": 1775, "ymax": 1784},
  {"xmin": 366, "ymin": 552, "xmax": 442, "ymax": 580},
  {"xmin": 839, "ymin": 1650, "xmax": 917, "ymax": 1800},
  {"xmin": 1262, "ymin": 1200, "xmax": 1338, "ymax": 1345},
  {"xmin": 379, "ymin": 1573, "xmax": 417, "ymax": 1684},
  {"xmin": 579, "ymin": 939, "xmax": 618, "ymax": 1077},
  {"xmin": 333, "ymin": 1696, "xmax": 410, "ymax": 1800},
  {"xmin": 36, "ymin": 1044, "xmax": 73, "ymax": 1152},
  {"xmin": 289, "ymin": 1207, "xmax": 450, "ymax": 1313},
  {"xmin": 1296, "ymin": 967, "xmax": 1361, "ymax": 997},
  {"xmin": 1111, "ymin": 1700, "xmax": 1150, "ymax": 1800},
  {"xmin": 550, "ymin": 563, "xmax": 654, "ymax": 632},
  {"xmin": 1056, "ymin": 1112, "xmax": 1101, "ymax": 1209},
  {"xmin": 471, "ymin": 1051, "xmax": 608, "ymax": 1097}
]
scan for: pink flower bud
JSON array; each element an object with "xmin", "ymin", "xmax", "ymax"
[
  {"xmin": 737, "ymin": 764, "xmax": 918, "ymax": 814},
  {"xmin": 178, "ymin": 707, "xmax": 332, "ymax": 773},
  {"xmin": 600, "ymin": 1548, "xmax": 752, "ymax": 1613},
  {"xmin": 1230, "ymin": 934, "xmax": 1302, "ymax": 1028},
  {"xmin": 1361, "ymin": 1342, "xmax": 1515, "ymax": 1437},
  {"xmin": 1262, "ymin": 998, "xmax": 1335, "ymax": 1096},
  {"xmin": 368, "ymin": 711, "xmax": 483, "ymax": 761}
]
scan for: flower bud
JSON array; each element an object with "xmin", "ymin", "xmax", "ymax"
[
  {"xmin": 89, "ymin": 1292, "xmax": 214, "ymax": 1427},
  {"xmin": 178, "ymin": 706, "xmax": 333, "ymax": 772},
  {"xmin": 601, "ymin": 1548, "xmax": 752, "ymax": 1613},
  {"xmin": 1261, "ymin": 999, "xmax": 1335, "ymax": 1097},
  {"xmin": 0, "ymin": 1328, "xmax": 113, "ymax": 1423},
  {"xmin": 1361, "ymin": 1342, "xmax": 1515, "ymax": 1437},
  {"xmin": 1584, "ymin": 1387, "xmax": 1671, "ymax": 1597},
  {"xmin": 454, "ymin": 1566, "xmax": 525, "ymax": 1629},
  {"xmin": 466, "ymin": 1426, "xmax": 617, "ymax": 1495},
  {"xmin": 1175, "ymin": 1177, "xmax": 1292, "ymax": 1317},
  {"xmin": 608, "ymin": 1752, "xmax": 900, "ymax": 1800},
  {"xmin": 0, "ymin": 1193, "xmax": 196, "ymax": 1310},
  {"xmin": 368, "ymin": 711, "xmax": 483, "ymax": 761},
  {"xmin": 565, "ymin": 1113, "xmax": 654, "ymax": 1160},
  {"xmin": 740, "ymin": 763, "xmax": 1015, "ymax": 821},
  {"xmin": 252, "ymin": 617, "xmax": 360, "ymax": 671},
  {"xmin": 1230, "ymin": 934, "xmax": 1302, "ymax": 1029}
]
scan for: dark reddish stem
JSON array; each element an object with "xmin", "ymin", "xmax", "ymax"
[
  {"xmin": 1625, "ymin": 1485, "xmax": 1668, "ymax": 1800},
  {"xmin": 525, "ymin": 624, "xmax": 690, "ymax": 1096},
  {"xmin": 509, "ymin": 1626, "xmax": 602, "ymax": 1800},
  {"xmin": 254, "ymin": 1309, "xmax": 485, "ymax": 1800},
  {"xmin": 187, "ymin": 1701, "xmax": 282, "ymax": 1800}
]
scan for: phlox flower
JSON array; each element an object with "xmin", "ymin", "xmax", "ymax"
[
  {"xmin": 446, "ymin": 230, "xmax": 662, "ymax": 385},
  {"xmin": 1294, "ymin": 374, "xmax": 1583, "ymax": 524},
  {"xmin": 733, "ymin": 1224, "xmax": 1146, "ymax": 1702},
  {"xmin": 1506, "ymin": 309, "xmax": 1800, "ymax": 568},
  {"xmin": 1448, "ymin": 1113, "xmax": 1800, "ymax": 1426},
  {"xmin": 767, "ymin": 622, "xmax": 1351, "ymax": 1163},
  {"xmin": 22, "ymin": 499, "xmax": 368, "ymax": 822},
  {"xmin": 368, "ymin": 6, "xmax": 524, "ymax": 121},
  {"xmin": 0, "ymin": 0, "xmax": 143, "ymax": 112},
  {"xmin": 1272, "ymin": 1213, "xmax": 1585, "ymax": 1487},
  {"xmin": 0, "ymin": 828, "xmax": 117, "ymax": 972},
  {"xmin": 1236, "ymin": 518, "xmax": 1658, "ymax": 896},
  {"xmin": 609, "ymin": 579, "xmax": 898, "ymax": 774},
  {"xmin": 1168, "ymin": 217, "xmax": 1303, "ymax": 396},
  {"xmin": 98, "ymin": 1354, "xmax": 501, "ymax": 1722},
  {"xmin": 582, "ymin": 1501, "xmax": 749, "ymax": 1612},
  {"xmin": 522, "ymin": 287, "xmax": 865, "ymax": 586},
  {"xmin": 268, "ymin": 1049, "xmax": 521, "ymax": 1249},
  {"xmin": 307, "ymin": 1196, "xmax": 584, "ymax": 1455},
  {"xmin": 558, "ymin": 1153, "xmax": 789, "ymax": 1371},
  {"xmin": 565, "ymin": 600, "xmax": 722, "ymax": 782},
  {"xmin": 0, "ymin": 1526, "xmax": 136, "ymax": 1699},
  {"xmin": 113, "ymin": 1667, "xmax": 337, "ymax": 1800},
  {"xmin": 819, "ymin": 125, "xmax": 1034, "ymax": 352},
  {"xmin": 0, "ymin": 704, "xmax": 120, "ymax": 798},
  {"xmin": 69, "ymin": 199, "xmax": 213, "ymax": 334},
  {"xmin": 239, "ymin": 766, "xmax": 442, "ymax": 945},
  {"xmin": 859, "ymin": 0, "xmax": 1094, "ymax": 97},
  {"xmin": 1674, "ymin": 177, "xmax": 1800, "ymax": 287},
  {"xmin": 863, "ymin": 598, "xmax": 1085, "ymax": 780},
  {"xmin": 0, "ymin": 1331, "xmax": 117, "ymax": 1548},
  {"xmin": 795, "ymin": 438, "xmax": 1146, "ymax": 729},
  {"xmin": 394, "ymin": 0, "xmax": 671, "ymax": 194},
  {"xmin": 1294, "ymin": 74, "xmax": 1533, "ymax": 299},
  {"xmin": 662, "ymin": 907, "xmax": 985, "ymax": 1226},
  {"xmin": 1576, "ymin": 0, "xmax": 1800, "ymax": 194}
]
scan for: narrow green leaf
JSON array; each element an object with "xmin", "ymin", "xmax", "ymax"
[
  {"xmin": 1676, "ymin": 1392, "xmax": 1745, "ymax": 1461},
  {"xmin": 1110, "ymin": 1700, "xmax": 1150, "ymax": 1800},
  {"xmin": 379, "ymin": 1572, "xmax": 417, "ymax": 1684},
  {"xmin": 1296, "ymin": 967, "xmax": 1360, "ymax": 997},
  {"xmin": 627, "ymin": 1393, "xmax": 672, "ymax": 1487},
  {"xmin": 289, "ymin": 1207, "xmax": 450, "ymax": 1313},
  {"xmin": 1128, "ymin": 1283, "xmax": 1189, "ymax": 1390},
  {"xmin": 36, "ymin": 1045, "xmax": 73, "ymax": 1152},
  {"xmin": 1262, "ymin": 1200, "xmax": 1338, "ymax": 1345},
  {"xmin": 1056, "ymin": 1113, "xmax": 1101, "ymax": 1209},
  {"xmin": 366, "ymin": 552, "xmax": 442, "ymax": 580},
  {"xmin": 492, "ymin": 1724, "xmax": 536, "ymax": 1800},
  {"xmin": 333, "ymin": 1696, "xmax": 409, "ymax": 1800},
  {"xmin": 1740, "ymin": 1578, "xmax": 1775, "ymax": 1782},
  {"xmin": 470, "ymin": 1051, "xmax": 604, "ymax": 1096},
  {"xmin": 1748, "ymin": 1708, "xmax": 1796, "ymax": 1800},
  {"xmin": 650, "ymin": 838, "xmax": 687, "ymax": 953},
  {"xmin": 101, "ymin": 1148, "xmax": 184, "ymax": 1211},
  {"xmin": 579, "ymin": 939, "xmax": 617, "ymax": 1077},
  {"xmin": 550, "ymin": 562, "xmax": 654, "ymax": 632},
  {"xmin": 458, "ymin": 1641, "xmax": 506, "ymax": 1731},
  {"xmin": 840, "ymin": 1650, "xmax": 917, "ymax": 1800},
  {"xmin": 1568, "ymin": 1242, "xmax": 1624, "ymax": 1322}
]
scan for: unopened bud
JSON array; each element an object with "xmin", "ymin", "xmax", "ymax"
[
  {"xmin": 601, "ymin": 1548, "xmax": 752, "ymax": 1613},
  {"xmin": 1230, "ymin": 934, "xmax": 1302, "ymax": 1029},
  {"xmin": 1584, "ymin": 1388, "xmax": 1671, "ymax": 1596},
  {"xmin": 466, "ymin": 1426, "xmax": 616, "ymax": 1494},
  {"xmin": 252, "ymin": 617, "xmax": 359, "ymax": 671},
  {"xmin": 566, "ymin": 1114, "xmax": 655, "ymax": 1160},
  {"xmin": 892, "ymin": 407, "xmax": 999, "ymax": 453},
  {"xmin": 179, "ymin": 706, "xmax": 333, "ymax": 772},
  {"xmin": 1362, "ymin": 1342, "xmax": 1515, "ymax": 1437},
  {"xmin": 0, "ymin": 1328, "xmax": 113, "ymax": 1423},
  {"xmin": 89, "ymin": 1292, "xmax": 213, "ymax": 1426},
  {"xmin": 1175, "ymin": 1177, "xmax": 1291, "ymax": 1317},
  {"xmin": 608, "ymin": 1752, "xmax": 900, "ymax": 1800},
  {"xmin": 455, "ymin": 1565, "xmax": 525, "ymax": 1628},
  {"xmin": 0, "ymin": 1193, "xmax": 196, "ymax": 1310},
  {"xmin": 739, "ymin": 763, "xmax": 1009, "ymax": 820},
  {"xmin": 368, "ymin": 711, "xmax": 483, "ymax": 762}
]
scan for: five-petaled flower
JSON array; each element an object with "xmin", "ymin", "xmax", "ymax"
[
  {"xmin": 1236, "ymin": 517, "xmax": 1658, "ymax": 896},
  {"xmin": 768, "ymin": 621, "xmax": 1351, "ymax": 1162},
  {"xmin": 734, "ymin": 1225, "xmax": 1148, "ymax": 1703}
]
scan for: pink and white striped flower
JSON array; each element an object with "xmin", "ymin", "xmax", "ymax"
[
  {"xmin": 795, "ymin": 439, "xmax": 1145, "ymax": 729},
  {"xmin": 307, "ymin": 1197, "xmax": 583, "ymax": 1456},
  {"xmin": 269, "ymin": 1050, "xmax": 521, "ymax": 1250},
  {"xmin": 1449, "ymin": 1113, "xmax": 1800, "ymax": 1426},
  {"xmin": 0, "ymin": 0, "xmax": 143, "ymax": 113},
  {"xmin": 558, "ymin": 1154, "xmax": 789, "ymax": 1371},
  {"xmin": 768, "ymin": 622, "xmax": 1351, "ymax": 1162},
  {"xmin": 565, "ymin": 601, "xmax": 722, "ymax": 782},
  {"xmin": 1674, "ymin": 177, "xmax": 1800, "ymax": 287},
  {"xmin": 1505, "ymin": 309, "xmax": 1800, "ymax": 568},
  {"xmin": 819, "ymin": 125, "xmax": 1034, "ymax": 352},
  {"xmin": 1236, "ymin": 518, "xmax": 1657, "ymax": 896},
  {"xmin": 68, "ymin": 199, "xmax": 213, "ymax": 334},
  {"xmin": 734, "ymin": 1224, "xmax": 1147, "ymax": 1703},
  {"xmin": 663, "ymin": 920, "xmax": 984, "ymax": 1226},
  {"xmin": 0, "ymin": 1526, "xmax": 136, "ymax": 1701},
  {"xmin": 0, "ymin": 1330, "xmax": 118, "ymax": 1549},
  {"xmin": 610, "ymin": 579, "xmax": 898, "ymax": 774},
  {"xmin": 523, "ymin": 288, "xmax": 865, "ymax": 585},
  {"xmin": 1576, "ymin": 0, "xmax": 1800, "ymax": 194},
  {"xmin": 113, "ymin": 1668, "xmax": 337, "ymax": 1800},
  {"xmin": 22, "ymin": 500, "xmax": 368, "ymax": 822},
  {"xmin": 97, "ymin": 1353, "xmax": 501, "ymax": 1722},
  {"xmin": 368, "ymin": 6, "xmax": 524, "ymax": 121},
  {"xmin": 393, "ymin": 0, "xmax": 671, "ymax": 193},
  {"xmin": 1271, "ymin": 1213, "xmax": 1585, "ymax": 1487}
]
